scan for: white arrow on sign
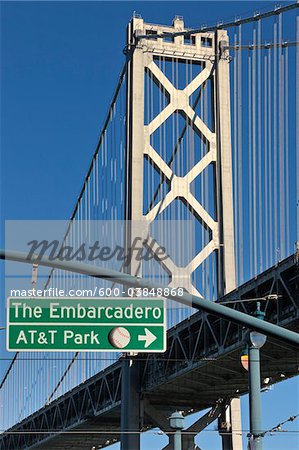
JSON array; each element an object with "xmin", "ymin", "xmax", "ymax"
[{"xmin": 138, "ymin": 328, "xmax": 157, "ymax": 348}]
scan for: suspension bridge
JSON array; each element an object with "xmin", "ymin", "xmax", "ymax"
[{"xmin": 1, "ymin": 2, "xmax": 298, "ymax": 449}]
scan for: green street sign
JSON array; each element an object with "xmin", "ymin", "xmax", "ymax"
[{"xmin": 7, "ymin": 297, "xmax": 166, "ymax": 352}]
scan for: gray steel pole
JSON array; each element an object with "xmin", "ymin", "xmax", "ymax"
[
  {"xmin": 169, "ymin": 412, "xmax": 184, "ymax": 450},
  {"xmin": 248, "ymin": 345, "xmax": 263, "ymax": 450},
  {"xmin": 120, "ymin": 358, "xmax": 140, "ymax": 450},
  {"xmin": 173, "ymin": 431, "xmax": 182, "ymax": 450},
  {"xmin": 1, "ymin": 250, "xmax": 299, "ymax": 347}
]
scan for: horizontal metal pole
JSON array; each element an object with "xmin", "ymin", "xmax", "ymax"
[{"xmin": 1, "ymin": 249, "xmax": 299, "ymax": 347}]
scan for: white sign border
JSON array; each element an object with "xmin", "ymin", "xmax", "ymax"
[{"xmin": 7, "ymin": 297, "xmax": 167, "ymax": 353}]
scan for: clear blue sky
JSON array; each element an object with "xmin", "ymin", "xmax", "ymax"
[{"xmin": 1, "ymin": 1, "xmax": 298, "ymax": 449}]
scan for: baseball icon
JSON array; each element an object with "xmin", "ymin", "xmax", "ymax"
[{"xmin": 108, "ymin": 327, "xmax": 131, "ymax": 349}]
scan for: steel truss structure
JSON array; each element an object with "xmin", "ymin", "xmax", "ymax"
[
  {"xmin": 126, "ymin": 16, "xmax": 235, "ymax": 296},
  {"xmin": 1, "ymin": 254, "xmax": 297, "ymax": 450}
]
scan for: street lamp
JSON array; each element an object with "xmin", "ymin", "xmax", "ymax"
[
  {"xmin": 169, "ymin": 411, "xmax": 185, "ymax": 450},
  {"xmin": 249, "ymin": 331, "xmax": 267, "ymax": 349},
  {"xmin": 243, "ymin": 302, "xmax": 267, "ymax": 450}
]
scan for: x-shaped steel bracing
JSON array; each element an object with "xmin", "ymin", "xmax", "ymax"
[{"xmin": 142, "ymin": 55, "xmax": 219, "ymax": 296}]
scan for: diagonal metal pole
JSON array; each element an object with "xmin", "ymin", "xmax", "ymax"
[{"xmin": 1, "ymin": 249, "xmax": 299, "ymax": 347}]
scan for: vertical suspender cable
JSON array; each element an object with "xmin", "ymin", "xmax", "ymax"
[
  {"xmin": 146, "ymin": 64, "xmax": 149, "ymax": 225},
  {"xmin": 201, "ymin": 60, "xmax": 204, "ymax": 295},
  {"xmin": 252, "ymin": 25, "xmax": 257, "ymax": 276},
  {"xmin": 278, "ymin": 13, "xmax": 285, "ymax": 259},
  {"xmin": 114, "ymin": 102, "xmax": 117, "ymax": 221},
  {"xmin": 154, "ymin": 59, "xmax": 158, "ymax": 291},
  {"xmin": 257, "ymin": 19, "xmax": 263, "ymax": 272},
  {"xmin": 233, "ymin": 29, "xmax": 238, "ymax": 284},
  {"xmin": 248, "ymin": 51, "xmax": 253, "ymax": 278},
  {"xmin": 297, "ymin": 17, "xmax": 299, "ymax": 247},
  {"xmin": 285, "ymin": 45, "xmax": 290, "ymax": 256},
  {"xmin": 162, "ymin": 58, "xmax": 165, "ymax": 289},
  {"xmin": 238, "ymin": 24, "xmax": 243, "ymax": 283},
  {"xmin": 273, "ymin": 19, "xmax": 278, "ymax": 263},
  {"xmin": 205, "ymin": 62, "xmax": 209, "ymax": 297},
  {"xmin": 203, "ymin": 59, "xmax": 206, "ymax": 296},
  {"xmin": 264, "ymin": 50, "xmax": 269, "ymax": 269},
  {"xmin": 268, "ymin": 47, "xmax": 273, "ymax": 266},
  {"xmin": 155, "ymin": 59, "xmax": 158, "ymax": 286},
  {"xmin": 176, "ymin": 57, "xmax": 179, "ymax": 325},
  {"xmin": 157, "ymin": 57, "xmax": 160, "ymax": 297},
  {"xmin": 176, "ymin": 56, "xmax": 180, "ymax": 324}
]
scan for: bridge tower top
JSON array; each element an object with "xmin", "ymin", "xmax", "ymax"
[{"xmin": 127, "ymin": 15, "xmax": 230, "ymax": 61}]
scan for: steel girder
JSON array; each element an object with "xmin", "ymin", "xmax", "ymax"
[
  {"xmin": 141, "ymin": 254, "xmax": 299, "ymax": 392},
  {"xmin": 0, "ymin": 255, "xmax": 298, "ymax": 450},
  {"xmin": 0, "ymin": 364, "xmax": 122, "ymax": 450}
]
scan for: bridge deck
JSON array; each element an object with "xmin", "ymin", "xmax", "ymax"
[{"xmin": 1, "ymin": 255, "xmax": 298, "ymax": 450}]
